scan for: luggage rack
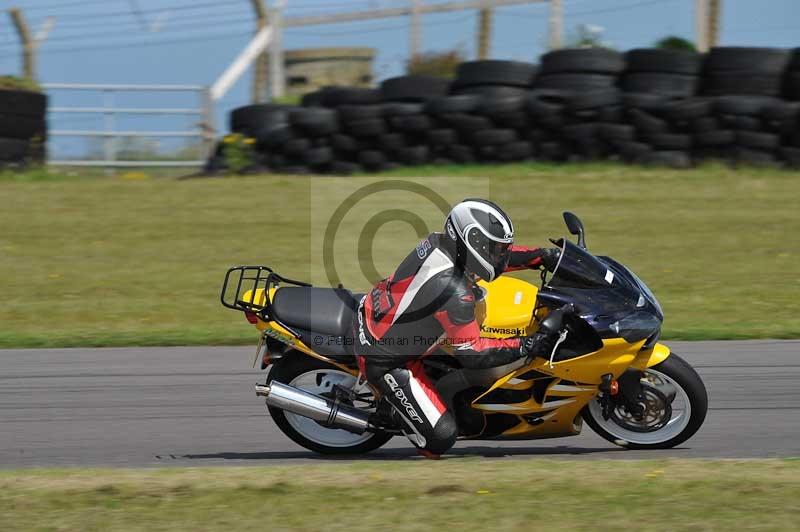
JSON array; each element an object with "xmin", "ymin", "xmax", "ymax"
[{"xmin": 220, "ymin": 266, "xmax": 311, "ymax": 319}]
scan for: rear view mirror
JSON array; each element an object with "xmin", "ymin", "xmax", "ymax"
[{"xmin": 563, "ymin": 211, "xmax": 586, "ymax": 249}]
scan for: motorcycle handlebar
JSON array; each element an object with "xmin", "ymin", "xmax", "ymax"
[{"xmin": 539, "ymin": 304, "xmax": 576, "ymax": 334}]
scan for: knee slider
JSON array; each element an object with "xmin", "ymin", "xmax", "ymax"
[{"xmin": 382, "ymin": 368, "xmax": 411, "ymax": 390}]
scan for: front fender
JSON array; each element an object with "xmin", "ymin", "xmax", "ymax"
[{"xmin": 629, "ymin": 342, "xmax": 671, "ymax": 370}]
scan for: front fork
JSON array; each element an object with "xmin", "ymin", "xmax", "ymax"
[{"xmin": 597, "ymin": 370, "xmax": 646, "ymax": 420}]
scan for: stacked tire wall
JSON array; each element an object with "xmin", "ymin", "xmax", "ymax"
[
  {"xmin": 0, "ymin": 88, "xmax": 47, "ymax": 167},
  {"xmin": 213, "ymin": 46, "xmax": 800, "ymax": 174}
]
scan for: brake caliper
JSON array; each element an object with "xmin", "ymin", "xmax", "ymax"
[
  {"xmin": 617, "ymin": 369, "xmax": 646, "ymax": 419},
  {"xmin": 598, "ymin": 373, "xmax": 617, "ymax": 420}
]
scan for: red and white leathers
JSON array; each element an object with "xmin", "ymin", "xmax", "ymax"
[{"xmin": 353, "ymin": 231, "xmax": 546, "ymax": 454}]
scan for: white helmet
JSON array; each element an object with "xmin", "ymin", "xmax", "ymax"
[{"xmin": 444, "ymin": 198, "xmax": 514, "ymax": 282}]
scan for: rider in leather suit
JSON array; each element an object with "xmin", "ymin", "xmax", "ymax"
[{"xmin": 352, "ymin": 199, "xmax": 559, "ymax": 456}]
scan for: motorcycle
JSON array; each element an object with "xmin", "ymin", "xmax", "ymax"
[{"xmin": 221, "ymin": 212, "xmax": 707, "ymax": 454}]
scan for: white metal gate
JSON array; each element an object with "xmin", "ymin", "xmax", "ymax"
[{"xmin": 43, "ymin": 83, "xmax": 214, "ymax": 169}]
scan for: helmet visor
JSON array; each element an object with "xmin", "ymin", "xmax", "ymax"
[{"xmin": 466, "ymin": 226, "xmax": 511, "ymax": 274}]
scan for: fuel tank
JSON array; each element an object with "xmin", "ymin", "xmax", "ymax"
[{"xmin": 476, "ymin": 276, "xmax": 539, "ymax": 339}]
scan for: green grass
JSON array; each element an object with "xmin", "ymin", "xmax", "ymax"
[
  {"xmin": 1, "ymin": 162, "xmax": 799, "ymax": 348},
  {"xmin": 1, "ymin": 460, "xmax": 799, "ymax": 531},
  {"xmin": 0, "ymin": 166, "xmax": 198, "ymax": 183}
]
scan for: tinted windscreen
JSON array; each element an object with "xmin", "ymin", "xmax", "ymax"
[
  {"xmin": 546, "ymin": 239, "xmax": 641, "ymax": 309},
  {"xmin": 548, "ymin": 240, "xmax": 619, "ymax": 288},
  {"xmin": 542, "ymin": 239, "xmax": 662, "ymax": 342}
]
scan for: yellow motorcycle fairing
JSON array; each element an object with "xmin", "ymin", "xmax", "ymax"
[
  {"xmin": 631, "ymin": 342, "xmax": 671, "ymax": 369},
  {"xmin": 468, "ymin": 276, "xmax": 671, "ymax": 440},
  {"xmin": 467, "ymin": 337, "xmax": 639, "ymax": 439}
]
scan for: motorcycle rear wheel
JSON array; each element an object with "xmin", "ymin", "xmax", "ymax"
[
  {"xmin": 267, "ymin": 355, "xmax": 393, "ymax": 455},
  {"xmin": 582, "ymin": 353, "xmax": 708, "ymax": 449}
]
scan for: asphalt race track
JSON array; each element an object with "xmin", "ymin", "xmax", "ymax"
[{"xmin": 1, "ymin": 340, "xmax": 798, "ymax": 468}]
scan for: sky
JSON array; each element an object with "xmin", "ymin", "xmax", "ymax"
[{"xmin": 0, "ymin": 0, "xmax": 798, "ymax": 159}]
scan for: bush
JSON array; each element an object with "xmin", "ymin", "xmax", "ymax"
[
  {"xmin": 221, "ymin": 133, "xmax": 256, "ymax": 174},
  {"xmin": 567, "ymin": 24, "xmax": 613, "ymax": 49},
  {"xmin": 271, "ymin": 94, "xmax": 301, "ymax": 105},
  {"xmin": 407, "ymin": 49, "xmax": 466, "ymax": 79},
  {"xmin": 0, "ymin": 75, "xmax": 41, "ymax": 92},
  {"xmin": 655, "ymin": 36, "xmax": 697, "ymax": 52}
]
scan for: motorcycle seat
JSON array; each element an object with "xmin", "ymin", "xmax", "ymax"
[{"xmin": 271, "ymin": 286, "xmax": 361, "ymax": 337}]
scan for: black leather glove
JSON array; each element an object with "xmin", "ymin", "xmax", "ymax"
[
  {"xmin": 540, "ymin": 247, "xmax": 561, "ymax": 272},
  {"xmin": 519, "ymin": 331, "xmax": 558, "ymax": 359}
]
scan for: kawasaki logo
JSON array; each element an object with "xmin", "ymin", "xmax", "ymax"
[
  {"xmin": 480, "ymin": 325, "xmax": 527, "ymax": 335},
  {"xmin": 384, "ymin": 374, "xmax": 423, "ymax": 424}
]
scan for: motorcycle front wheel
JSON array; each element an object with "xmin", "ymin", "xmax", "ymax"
[
  {"xmin": 582, "ymin": 353, "xmax": 708, "ymax": 449},
  {"xmin": 266, "ymin": 355, "xmax": 393, "ymax": 455}
]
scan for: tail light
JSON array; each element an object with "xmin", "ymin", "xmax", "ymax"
[{"xmin": 245, "ymin": 312, "xmax": 258, "ymax": 324}]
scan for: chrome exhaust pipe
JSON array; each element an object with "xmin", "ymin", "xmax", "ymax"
[{"xmin": 255, "ymin": 382, "xmax": 371, "ymax": 434}]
